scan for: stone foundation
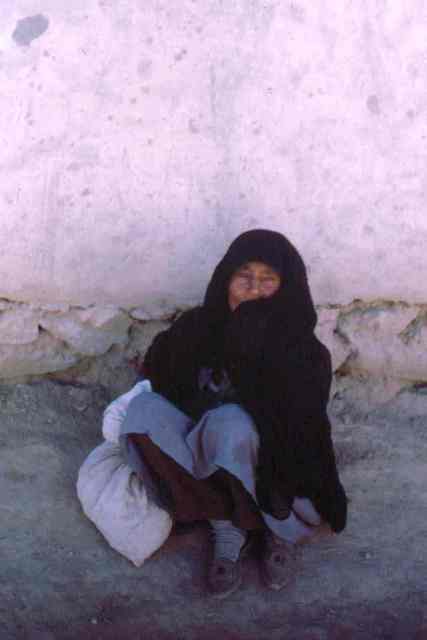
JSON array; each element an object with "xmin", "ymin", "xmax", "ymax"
[{"xmin": 1, "ymin": 298, "xmax": 426, "ymax": 415}]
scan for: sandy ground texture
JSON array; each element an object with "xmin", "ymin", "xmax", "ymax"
[{"xmin": 1, "ymin": 380, "xmax": 426, "ymax": 640}]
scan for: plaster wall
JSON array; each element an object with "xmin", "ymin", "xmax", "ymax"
[{"xmin": 1, "ymin": 1, "xmax": 427, "ymax": 314}]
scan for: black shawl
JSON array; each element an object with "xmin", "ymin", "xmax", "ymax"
[{"xmin": 144, "ymin": 229, "xmax": 347, "ymax": 532}]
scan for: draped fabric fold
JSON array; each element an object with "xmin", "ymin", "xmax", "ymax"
[{"xmin": 143, "ymin": 229, "xmax": 347, "ymax": 533}]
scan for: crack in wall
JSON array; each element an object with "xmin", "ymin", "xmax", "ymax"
[{"xmin": 12, "ymin": 14, "xmax": 49, "ymax": 47}]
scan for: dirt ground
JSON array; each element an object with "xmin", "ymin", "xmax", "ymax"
[{"xmin": 1, "ymin": 380, "xmax": 426, "ymax": 640}]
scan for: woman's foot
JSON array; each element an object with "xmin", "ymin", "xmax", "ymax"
[
  {"xmin": 207, "ymin": 520, "xmax": 248, "ymax": 599},
  {"xmin": 208, "ymin": 556, "xmax": 242, "ymax": 599},
  {"xmin": 260, "ymin": 531, "xmax": 296, "ymax": 591}
]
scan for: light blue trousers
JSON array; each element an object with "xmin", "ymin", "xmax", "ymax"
[{"xmin": 121, "ymin": 392, "xmax": 322, "ymax": 544}]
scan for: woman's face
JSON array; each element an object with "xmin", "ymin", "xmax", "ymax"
[{"xmin": 228, "ymin": 261, "xmax": 281, "ymax": 311}]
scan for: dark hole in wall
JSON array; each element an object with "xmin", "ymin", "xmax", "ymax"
[{"xmin": 13, "ymin": 14, "xmax": 49, "ymax": 47}]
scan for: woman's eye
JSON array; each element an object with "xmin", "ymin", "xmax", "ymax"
[
  {"xmin": 237, "ymin": 273, "xmax": 251, "ymax": 282},
  {"xmin": 262, "ymin": 278, "xmax": 278, "ymax": 287},
  {"xmin": 232, "ymin": 272, "xmax": 280, "ymax": 291}
]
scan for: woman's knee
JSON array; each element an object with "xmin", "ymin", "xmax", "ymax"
[
  {"xmin": 204, "ymin": 403, "xmax": 258, "ymax": 444},
  {"xmin": 127, "ymin": 391, "xmax": 183, "ymax": 418},
  {"xmin": 123, "ymin": 391, "xmax": 192, "ymax": 435}
]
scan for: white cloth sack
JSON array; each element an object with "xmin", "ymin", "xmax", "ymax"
[
  {"xmin": 77, "ymin": 441, "xmax": 172, "ymax": 566},
  {"xmin": 102, "ymin": 379, "xmax": 152, "ymax": 444}
]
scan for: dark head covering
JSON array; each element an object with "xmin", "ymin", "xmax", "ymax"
[
  {"xmin": 144, "ymin": 229, "xmax": 347, "ymax": 532},
  {"xmin": 203, "ymin": 228, "xmax": 317, "ymax": 339}
]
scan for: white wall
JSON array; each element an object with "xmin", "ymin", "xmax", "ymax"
[{"xmin": 1, "ymin": 1, "xmax": 427, "ymax": 315}]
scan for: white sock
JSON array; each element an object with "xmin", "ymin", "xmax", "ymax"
[
  {"xmin": 262, "ymin": 510, "xmax": 313, "ymax": 544},
  {"xmin": 209, "ymin": 520, "xmax": 247, "ymax": 562}
]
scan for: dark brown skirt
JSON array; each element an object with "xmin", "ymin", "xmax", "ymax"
[{"xmin": 131, "ymin": 434, "xmax": 265, "ymax": 531}]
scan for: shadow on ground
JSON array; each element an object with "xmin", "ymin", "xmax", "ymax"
[{"xmin": 0, "ymin": 381, "xmax": 426, "ymax": 639}]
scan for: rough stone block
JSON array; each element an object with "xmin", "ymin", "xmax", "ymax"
[
  {"xmin": 396, "ymin": 314, "xmax": 427, "ymax": 379},
  {"xmin": 35, "ymin": 303, "xmax": 71, "ymax": 313},
  {"xmin": 40, "ymin": 309, "xmax": 131, "ymax": 356},
  {"xmin": 0, "ymin": 331, "xmax": 78, "ymax": 378},
  {"xmin": 315, "ymin": 307, "xmax": 353, "ymax": 372},
  {"xmin": 330, "ymin": 373, "xmax": 405, "ymax": 423},
  {"xmin": 0, "ymin": 299, "xmax": 13, "ymax": 311},
  {"xmin": 126, "ymin": 320, "xmax": 171, "ymax": 360},
  {"xmin": 337, "ymin": 304, "xmax": 427, "ymax": 380},
  {"xmin": 339, "ymin": 304, "xmax": 418, "ymax": 340},
  {"xmin": 76, "ymin": 306, "xmax": 130, "ymax": 330},
  {"xmin": 129, "ymin": 306, "xmax": 174, "ymax": 321},
  {"xmin": 129, "ymin": 307, "xmax": 153, "ymax": 321},
  {"xmin": 0, "ymin": 306, "xmax": 40, "ymax": 345}
]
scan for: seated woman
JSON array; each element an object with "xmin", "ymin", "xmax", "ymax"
[{"xmin": 120, "ymin": 228, "xmax": 347, "ymax": 598}]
